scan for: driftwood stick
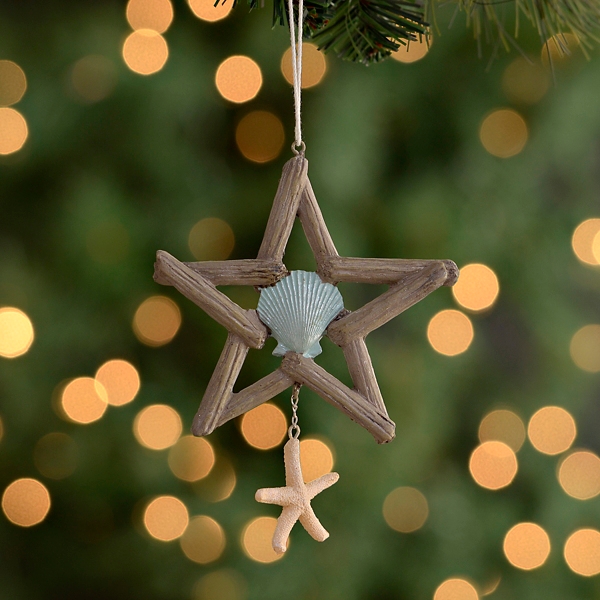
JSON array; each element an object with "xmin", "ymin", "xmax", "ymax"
[
  {"xmin": 154, "ymin": 251, "xmax": 267, "ymax": 349},
  {"xmin": 320, "ymin": 256, "xmax": 459, "ymax": 286},
  {"xmin": 280, "ymin": 353, "xmax": 395, "ymax": 444},
  {"xmin": 257, "ymin": 156, "xmax": 308, "ymax": 261},
  {"xmin": 298, "ymin": 179, "xmax": 338, "ymax": 274},
  {"xmin": 342, "ymin": 338, "xmax": 387, "ymax": 415},
  {"xmin": 192, "ymin": 334, "xmax": 249, "ymax": 436},
  {"xmin": 327, "ymin": 262, "xmax": 449, "ymax": 346},
  {"xmin": 217, "ymin": 369, "xmax": 294, "ymax": 427},
  {"xmin": 155, "ymin": 258, "xmax": 287, "ymax": 287}
]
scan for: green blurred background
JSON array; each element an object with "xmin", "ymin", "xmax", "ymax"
[{"xmin": 1, "ymin": 1, "xmax": 600, "ymax": 599}]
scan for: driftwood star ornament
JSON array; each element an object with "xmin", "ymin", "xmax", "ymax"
[
  {"xmin": 255, "ymin": 437, "xmax": 339, "ymax": 554},
  {"xmin": 153, "ymin": 155, "xmax": 458, "ymax": 443}
]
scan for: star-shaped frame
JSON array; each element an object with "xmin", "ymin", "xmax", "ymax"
[{"xmin": 154, "ymin": 156, "xmax": 458, "ymax": 444}]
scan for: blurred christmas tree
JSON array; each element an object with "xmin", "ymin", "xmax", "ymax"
[{"xmin": 1, "ymin": 1, "xmax": 600, "ymax": 600}]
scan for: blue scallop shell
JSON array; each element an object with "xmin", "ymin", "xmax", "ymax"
[{"xmin": 257, "ymin": 271, "xmax": 344, "ymax": 358}]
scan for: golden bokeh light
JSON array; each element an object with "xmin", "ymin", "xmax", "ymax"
[
  {"xmin": 564, "ymin": 529, "xmax": 600, "ymax": 576},
  {"xmin": 180, "ymin": 515, "xmax": 226, "ymax": 563},
  {"xmin": 193, "ymin": 456, "xmax": 237, "ymax": 502},
  {"xmin": 134, "ymin": 404, "xmax": 182, "ymax": 450},
  {"xmin": 235, "ymin": 111, "xmax": 285, "ymax": 163},
  {"xmin": 126, "ymin": 0, "xmax": 174, "ymax": 33},
  {"xmin": 240, "ymin": 403, "xmax": 287, "ymax": 450},
  {"xmin": 95, "ymin": 359, "xmax": 140, "ymax": 407},
  {"xmin": 558, "ymin": 450, "xmax": 600, "ymax": 500},
  {"xmin": 479, "ymin": 109, "xmax": 528, "ymax": 159},
  {"xmin": 572, "ymin": 218, "xmax": 600, "ymax": 265},
  {"xmin": 480, "ymin": 576, "xmax": 501, "ymax": 597},
  {"xmin": 542, "ymin": 33, "xmax": 580, "ymax": 67},
  {"xmin": 469, "ymin": 441, "xmax": 518, "ymax": 490},
  {"xmin": 193, "ymin": 569, "xmax": 247, "ymax": 600},
  {"xmin": 143, "ymin": 495, "xmax": 189, "ymax": 541},
  {"xmin": 433, "ymin": 578, "xmax": 479, "ymax": 600},
  {"xmin": 0, "ymin": 107, "xmax": 28, "ymax": 155},
  {"xmin": 60, "ymin": 377, "xmax": 108, "ymax": 424},
  {"xmin": 241, "ymin": 516, "xmax": 285, "ymax": 562},
  {"xmin": 133, "ymin": 295, "xmax": 181, "ymax": 346},
  {"xmin": 0, "ymin": 307, "xmax": 34, "ymax": 358},
  {"xmin": 570, "ymin": 325, "xmax": 600, "ymax": 373},
  {"xmin": 593, "ymin": 231, "xmax": 600, "ymax": 264},
  {"xmin": 382, "ymin": 486, "xmax": 429, "ymax": 533},
  {"xmin": 427, "ymin": 309, "xmax": 474, "ymax": 356},
  {"xmin": 300, "ymin": 438, "xmax": 334, "ymax": 482},
  {"xmin": 503, "ymin": 522, "xmax": 551, "ymax": 570},
  {"xmin": 2, "ymin": 478, "xmax": 51, "ymax": 527},
  {"xmin": 452, "ymin": 263, "xmax": 499, "ymax": 312},
  {"xmin": 281, "ymin": 43, "xmax": 327, "ymax": 88},
  {"xmin": 122, "ymin": 30, "xmax": 168, "ymax": 75},
  {"xmin": 33, "ymin": 432, "xmax": 78, "ymax": 480},
  {"xmin": 0, "ymin": 60, "xmax": 27, "ymax": 106},
  {"xmin": 478, "ymin": 409, "xmax": 526, "ymax": 452},
  {"xmin": 168, "ymin": 435, "xmax": 215, "ymax": 482},
  {"xmin": 502, "ymin": 57, "xmax": 550, "ymax": 105},
  {"xmin": 71, "ymin": 55, "xmax": 118, "ymax": 103},
  {"xmin": 188, "ymin": 0, "xmax": 232, "ymax": 21},
  {"xmin": 528, "ymin": 406, "xmax": 576, "ymax": 455},
  {"xmin": 215, "ymin": 56, "xmax": 262, "ymax": 103},
  {"xmin": 392, "ymin": 37, "xmax": 430, "ymax": 63},
  {"xmin": 189, "ymin": 218, "xmax": 235, "ymax": 261}
]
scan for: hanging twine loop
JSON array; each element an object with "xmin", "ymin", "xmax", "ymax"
[
  {"xmin": 288, "ymin": 382, "xmax": 302, "ymax": 439},
  {"xmin": 287, "ymin": 0, "xmax": 304, "ymax": 155}
]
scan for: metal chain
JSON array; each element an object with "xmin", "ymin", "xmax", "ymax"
[{"xmin": 288, "ymin": 382, "xmax": 302, "ymax": 439}]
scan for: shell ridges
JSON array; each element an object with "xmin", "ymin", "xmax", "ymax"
[{"xmin": 257, "ymin": 271, "xmax": 344, "ymax": 358}]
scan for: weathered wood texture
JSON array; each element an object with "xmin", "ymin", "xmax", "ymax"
[
  {"xmin": 281, "ymin": 353, "xmax": 395, "ymax": 444},
  {"xmin": 257, "ymin": 155, "xmax": 308, "ymax": 261},
  {"xmin": 156, "ymin": 258, "xmax": 288, "ymax": 287},
  {"xmin": 192, "ymin": 334, "xmax": 249, "ymax": 436},
  {"xmin": 327, "ymin": 262, "xmax": 449, "ymax": 346},
  {"xmin": 154, "ymin": 250, "xmax": 267, "ymax": 349}
]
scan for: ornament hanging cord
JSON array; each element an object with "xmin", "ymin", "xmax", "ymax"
[
  {"xmin": 289, "ymin": 382, "xmax": 302, "ymax": 439},
  {"xmin": 288, "ymin": 0, "xmax": 305, "ymax": 155}
]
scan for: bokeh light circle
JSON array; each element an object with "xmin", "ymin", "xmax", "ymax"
[
  {"xmin": 427, "ymin": 309, "xmax": 474, "ymax": 356},
  {"xmin": 193, "ymin": 457, "xmax": 237, "ymax": 503},
  {"xmin": 143, "ymin": 495, "xmax": 189, "ymax": 541},
  {"xmin": 469, "ymin": 441, "xmax": 518, "ymax": 490},
  {"xmin": 134, "ymin": 404, "xmax": 182, "ymax": 450},
  {"xmin": 572, "ymin": 219, "xmax": 600, "ymax": 265},
  {"xmin": 0, "ymin": 107, "xmax": 28, "ymax": 155},
  {"xmin": 0, "ymin": 307, "xmax": 34, "ymax": 358},
  {"xmin": 71, "ymin": 55, "xmax": 118, "ymax": 104},
  {"xmin": 528, "ymin": 406, "xmax": 576, "ymax": 455},
  {"xmin": 241, "ymin": 516, "xmax": 285, "ymax": 562},
  {"xmin": 2, "ymin": 478, "xmax": 51, "ymax": 527},
  {"xmin": 433, "ymin": 578, "xmax": 479, "ymax": 600},
  {"xmin": 126, "ymin": 0, "xmax": 174, "ymax": 33},
  {"xmin": 478, "ymin": 409, "xmax": 526, "ymax": 452},
  {"xmin": 503, "ymin": 522, "xmax": 551, "ymax": 570},
  {"xmin": 240, "ymin": 403, "xmax": 287, "ymax": 450},
  {"xmin": 122, "ymin": 30, "xmax": 168, "ymax": 75},
  {"xmin": 235, "ymin": 111, "xmax": 285, "ymax": 163},
  {"xmin": 299, "ymin": 438, "xmax": 334, "ymax": 482},
  {"xmin": 479, "ymin": 109, "xmax": 528, "ymax": 158},
  {"xmin": 133, "ymin": 295, "xmax": 181, "ymax": 346},
  {"xmin": 502, "ymin": 57, "xmax": 549, "ymax": 104},
  {"xmin": 188, "ymin": 0, "xmax": 233, "ymax": 22},
  {"xmin": 564, "ymin": 529, "xmax": 600, "ymax": 576},
  {"xmin": 60, "ymin": 377, "xmax": 108, "ymax": 424},
  {"xmin": 193, "ymin": 569, "xmax": 247, "ymax": 600},
  {"xmin": 188, "ymin": 218, "xmax": 235, "ymax": 261},
  {"xmin": 452, "ymin": 263, "xmax": 499, "ymax": 312},
  {"xmin": 168, "ymin": 436, "xmax": 215, "ymax": 482},
  {"xmin": 558, "ymin": 450, "xmax": 600, "ymax": 500},
  {"xmin": 0, "ymin": 60, "xmax": 27, "ymax": 106},
  {"xmin": 281, "ymin": 43, "xmax": 327, "ymax": 88},
  {"xmin": 382, "ymin": 487, "xmax": 429, "ymax": 533},
  {"xmin": 215, "ymin": 56, "xmax": 262, "ymax": 103},
  {"xmin": 570, "ymin": 325, "xmax": 600, "ymax": 372},
  {"xmin": 95, "ymin": 359, "xmax": 140, "ymax": 406},
  {"xmin": 180, "ymin": 515, "xmax": 226, "ymax": 564},
  {"xmin": 392, "ymin": 38, "xmax": 430, "ymax": 63}
]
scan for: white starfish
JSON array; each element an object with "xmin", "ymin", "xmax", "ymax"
[{"xmin": 255, "ymin": 437, "xmax": 339, "ymax": 554}]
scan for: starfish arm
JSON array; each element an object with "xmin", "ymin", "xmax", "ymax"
[
  {"xmin": 272, "ymin": 505, "xmax": 303, "ymax": 554},
  {"xmin": 299, "ymin": 505, "xmax": 330, "ymax": 542},
  {"xmin": 283, "ymin": 439, "xmax": 305, "ymax": 488},
  {"xmin": 255, "ymin": 486, "xmax": 294, "ymax": 506},
  {"xmin": 306, "ymin": 472, "xmax": 339, "ymax": 500}
]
